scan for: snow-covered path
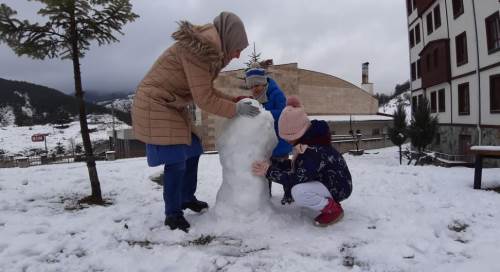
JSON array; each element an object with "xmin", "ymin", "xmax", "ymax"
[{"xmin": 1, "ymin": 146, "xmax": 500, "ymax": 271}]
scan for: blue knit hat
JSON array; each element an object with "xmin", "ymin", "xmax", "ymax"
[{"xmin": 245, "ymin": 67, "xmax": 267, "ymax": 89}]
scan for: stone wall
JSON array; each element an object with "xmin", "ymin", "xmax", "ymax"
[{"xmin": 431, "ymin": 125, "xmax": 500, "ymax": 167}]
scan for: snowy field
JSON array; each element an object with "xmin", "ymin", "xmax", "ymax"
[
  {"xmin": 0, "ymin": 114, "xmax": 130, "ymax": 155},
  {"xmin": 1, "ymin": 146, "xmax": 500, "ymax": 271}
]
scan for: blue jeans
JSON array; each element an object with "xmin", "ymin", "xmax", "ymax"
[{"xmin": 163, "ymin": 155, "xmax": 200, "ymax": 217}]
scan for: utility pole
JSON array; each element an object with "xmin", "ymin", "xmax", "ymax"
[
  {"xmin": 111, "ymin": 104, "xmax": 117, "ymax": 151},
  {"xmin": 44, "ymin": 136, "xmax": 48, "ymax": 154}
]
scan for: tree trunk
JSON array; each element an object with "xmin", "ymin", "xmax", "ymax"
[
  {"xmin": 70, "ymin": 10, "xmax": 102, "ymax": 202},
  {"xmin": 399, "ymin": 145, "xmax": 402, "ymax": 165}
]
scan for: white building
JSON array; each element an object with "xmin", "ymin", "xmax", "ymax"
[{"xmin": 406, "ymin": 0, "xmax": 500, "ymax": 162}]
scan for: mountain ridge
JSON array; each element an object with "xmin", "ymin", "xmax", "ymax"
[{"xmin": 0, "ymin": 77, "xmax": 131, "ymax": 126}]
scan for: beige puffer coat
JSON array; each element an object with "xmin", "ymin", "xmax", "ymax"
[{"xmin": 132, "ymin": 21, "xmax": 236, "ymax": 145}]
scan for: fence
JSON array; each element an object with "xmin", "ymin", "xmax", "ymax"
[
  {"xmin": 432, "ymin": 151, "xmax": 474, "ymax": 166},
  {"xmin": 0, "ymin": 155, "xmax": 78, "ymax": 168},
  {"xmin": 331, "ymin": 134, "xmax": 392, "ymax": 153}
]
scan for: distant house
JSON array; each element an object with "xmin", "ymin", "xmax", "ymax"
[
  {"xmin": 406, "ymin": 0, "xmax": 500, "ymax": 165},
  {"xmin": 107, "ymin": 129, "xmax": 145, "ymax": 159}
]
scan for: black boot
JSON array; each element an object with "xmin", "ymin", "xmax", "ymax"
[
  {"xmin": 164, "ymin": 215, "xmax": 190, "ymax": 232},
  {"xmin": 182, "ymin": 200, "xmax": 209, "ymax": 213},
  {"xmin": 281, "ymin": 186, "xmax": 294, "ymax": 205}
]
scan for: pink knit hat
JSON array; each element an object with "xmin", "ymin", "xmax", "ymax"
[{"xmin": 278, "ymin": 96, "xmax": 311, "ymax": 141}]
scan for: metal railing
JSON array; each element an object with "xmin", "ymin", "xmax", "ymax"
[{"xmin": 433, "ymin": 151, "xmax": 474, "ymax": 163}]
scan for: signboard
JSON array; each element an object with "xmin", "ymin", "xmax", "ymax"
[{"xmin": 31, "ymin": 134, "xmax": 48, "ymax": 142}]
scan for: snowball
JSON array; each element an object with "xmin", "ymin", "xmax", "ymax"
[{"xmin": 214, "ymin": 99, "xmax": 278, "ymax": 217}]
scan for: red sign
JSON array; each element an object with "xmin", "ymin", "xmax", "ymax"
[{"xmin": 32, "ymin": 134, "xmax": 48, "ymax": 142}]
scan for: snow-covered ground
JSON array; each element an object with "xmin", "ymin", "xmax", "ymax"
[
  {"xmin": 0, "ymin": 114, "xmax": 130, "ymax": 155},
  {"xmin": 1, "ymin": 146, "xmax": 500, "ymax": 271}
]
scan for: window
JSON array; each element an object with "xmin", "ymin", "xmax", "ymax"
[
  {"xmin": 434, "ymin": 5, "xmax": 441, "ymax": 29},
  {"xmin": 435, "ymin": 133, "xmax": 441, "ymax": 145},
  {"xmin": 411, "ymin": 62, "xmax": 417, "ymax": 81},
  {"xmin": 433, "ymin": 48, "xmax": 439, "ymax": 68},
  {"xmin": 452, "ymin": 0, "xmax": 464, "ymax": 19},
  {"xmin": 431, "ymin": 91, "xmax": 437, "ymax": 113},
  {"xmin": 427, "ymin": 12, "xmax": 434, "ymax": 35},
  {"xmin": 485, "ymin": 11, "xmax": 500, "ymax": 54},
  {"xmin": 409, "ymin": 28, "xmax": 415, "ymax": 48},
  {"xmin": 438, "ymin": 89, "xmax": 445, "ymax": 112},
  {"xmin": 407, "ymin": 0, "xmax": 417, "ymax": 14},
  {"xmin": 412, "ymin": 96, "xmax": 418, "ymax": 112},
  {"xmin": 372, "ymin": 128, "xmax": 380, "ymax": 136},
  {"xmin": 491, "ymin": 74, "xmax": 500, "ymax": 113},
  {"xmin": 455, "ymin": 32, "xmax": 468, "ymax": 66},
  {"xmin": 458, "ymin": 82, "xmax": 470, "ymax": 115},
  {"xmin": 415, "ymin": 24, "xmax": 421, "ymax": 44},
  {"xmin": 417, "ymin": 59, "xmax": 422, "ymax": 78}
]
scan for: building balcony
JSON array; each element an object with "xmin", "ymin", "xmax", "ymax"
[
  {"xmin": 415, "ymin": 0, "xmax": 436, "ymax": 16},
  {"xmin": 419, "ymin": 39, "xmax": 451, "ymax": 88}
]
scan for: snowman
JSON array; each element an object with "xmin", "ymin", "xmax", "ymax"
[{"xmin": 214, "ymin": 99, "xmax": 277, "ymax": 217}]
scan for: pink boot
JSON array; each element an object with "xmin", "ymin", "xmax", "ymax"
[{"xmin": 314, "ymin": 198, "xmax": 344, "ymax": 227}]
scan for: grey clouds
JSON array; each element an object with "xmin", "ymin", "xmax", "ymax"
[{"xmin": 0, "ymin": 0, "xmax": 409, "ymax": 95}]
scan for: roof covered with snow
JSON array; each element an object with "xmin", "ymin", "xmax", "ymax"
[{"xmin": 310, "ymin": 115, "xmax": 393, "ymax": 122}]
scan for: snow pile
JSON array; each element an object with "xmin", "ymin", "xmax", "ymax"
[{"xmin": 214, "ymin": 99, "xmax": 277, "ymax": 217}]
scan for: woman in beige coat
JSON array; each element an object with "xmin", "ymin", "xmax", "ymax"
[{"xmin": 132, "ymin": 12, "xmax": 258, "ymax": 232}]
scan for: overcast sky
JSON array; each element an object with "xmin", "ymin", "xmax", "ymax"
[{"xmin": 0, "ymin": 0, "xmax": 410, "ymax": 95}]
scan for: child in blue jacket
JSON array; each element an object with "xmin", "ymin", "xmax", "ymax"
[
  {"xmin": 243, "ymin": 66, "xmax": 292, "ymax": 199},
  {"xmin": 252, "ymin": 96, "xmax": 352, "ymax": 226}
]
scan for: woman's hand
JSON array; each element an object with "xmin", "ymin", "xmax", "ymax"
[
  {"xmin": 252, "ymin": 160, "xmax": 270, "ymax": 176},
  {"xmin": 236, "ymin": 100, "xmax": 260, "ymax": 117}
]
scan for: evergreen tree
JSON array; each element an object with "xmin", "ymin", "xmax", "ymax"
[
  {"xmin": 408, "ymin": 97, "xmax": 438, "ymax": 165},
  {"xmin": 245, "ymin": 42, "xmax": 262, "ymax": 68},
  {"xmin": 375, "ymin": 93, "xmax": 391, "ymax": 106},
  {"xmin": 55, "ymin": 142, "xmax": 65, "ymax": 155},
  {"xmin": 75, "ymin": 144, "xmax": 83, "ymax": 154},
  {"xmin": 389, "ymin": 102, "xmax": 408, "ymax": 165},
  {"xmin": 54, "ymin": 107, "xmax": 72, "ymax": 126},
  {"xmin": 0, "ymin": 0, "xmax": 138, "ymax": 204}
]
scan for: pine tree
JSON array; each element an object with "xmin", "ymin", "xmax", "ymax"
[
  {"xmin": 245, "ymin": 42, "xmax": 262, "ymax": 68},
  {"xmin": 408, "ymin": 96, "xmax": 438, "ymax": 165},
  {"xmin": 0, "ymin": 0, "xmax": 138, "ymax": 204},
  {"xmin": 75, "ymin": 144, "xmax": 83, "ymax": 154},
  {"xmin": 54, "ymin": 107, "xmax": 72, "ymax": 126},
  {"xmin": 389, "ymin": 102, "xmax": 408, "ymax": 165},
  {"xmin": 55, "ymin": 142, "xmax": 65, "ymax": 155}
]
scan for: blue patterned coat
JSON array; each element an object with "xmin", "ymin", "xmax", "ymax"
[{"xmin": 265, "ymin": 120, "xmax": 353, "ymax": 202}]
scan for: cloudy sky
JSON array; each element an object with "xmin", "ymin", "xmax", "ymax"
[{"xmin": 0, "ymin": 0, "xmax": 410, "ymax": 95}]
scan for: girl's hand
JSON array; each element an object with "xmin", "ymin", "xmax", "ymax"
[{"xmin": 252, "ymin": 160, "xmax": 270, "ymax": 177}]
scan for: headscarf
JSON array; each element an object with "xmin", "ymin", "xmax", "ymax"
[{"xmin": 213, "ymin": 11, "xmax": 249, "ymax": 67}]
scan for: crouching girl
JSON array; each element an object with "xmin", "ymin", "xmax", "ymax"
[{"xmin": 252, "ymin": 96, "xmax": 352, "ymax": 226}]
